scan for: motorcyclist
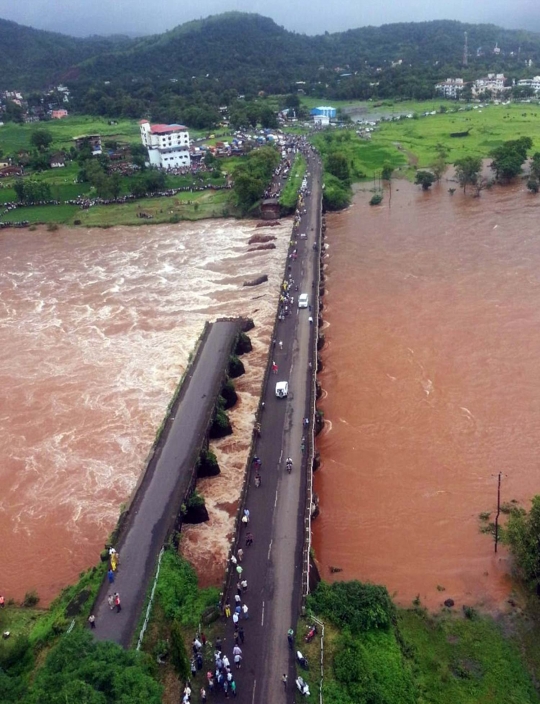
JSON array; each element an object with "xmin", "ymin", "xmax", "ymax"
[{"xmin": 287, "ymin": 628, "xmax": 294, "ymax": 649}]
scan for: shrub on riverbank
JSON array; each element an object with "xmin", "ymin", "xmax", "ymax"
[
  {"xmin": 154, "ymin": 550, "xmax": 218, "ymax": 628},
  {"xmin": 323, "ymin": 173, "xmax": 351, "ymax": 211},
  {"xmin": 303, "ymin": 580, "xmax": 540, "ymax": 704}
]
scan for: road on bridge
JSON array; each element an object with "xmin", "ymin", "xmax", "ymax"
[
  {"xmin": 93, "ymin": 320, "xmax": 240, "ymax": 647},
  {"xmin": 219, "ymin": 147, "xmax": 322, "ymax": 703}
]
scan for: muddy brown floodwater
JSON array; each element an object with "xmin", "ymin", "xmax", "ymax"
[
  {"xmin": 314, "ymin": 179, "xmax": 540, "ymax": 611},
  {"xmin": 0, "ymin": 220, "xmax": 288, "ymax": 604}
]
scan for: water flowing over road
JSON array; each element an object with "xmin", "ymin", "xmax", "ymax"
[
  {"xmin": 0, "ymin": 220, "xmax": 287, "ymax": 603},
  {"xmin": 314, "ymin": 179, "xmax": 540, "ymax": 610}
]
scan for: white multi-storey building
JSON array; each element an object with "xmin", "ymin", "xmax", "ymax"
[
  {"xmin": 473, "ymin": 73, "xmax": 507, "ymax": 95},
  {"xmin": 435, "ymin": 78, "xmax": 464, "ymax": 98},
  {"xmin": 517, "ymin": 76, "xmax": 540, "ymax": 93},
  {"xmin": 139, "ymin": 120, "xmax": 190, "ymax": 169}
]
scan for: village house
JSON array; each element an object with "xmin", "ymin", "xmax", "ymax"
[
  {"xmin": 473, "ymin": 73, "xmax": 508, "ymax": 96},
  {"xmin": 0, "ymin": 165, "xmax": 23, "ymax": 178},
  {"xmin": 435, "ymin": 78, "xmax": 465, "ymax": 98},
  {"xmin": 50, "ymin": 153, "xmax": 66, "ymax": 168},
  {"xmin": 51, "ymin": 109, "xmax": 68, "ymax": 119},
  {"xmin": 139, "ymin": 120, "xmax": 190, "ymax": 169},
  {"xmin": 73, "ymin": 135, "xmax": 102, "ymax": 156}
]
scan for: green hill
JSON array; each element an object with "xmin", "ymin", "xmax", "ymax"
[{"xmin": 3, "ymin": 13, "xmax": 540, "ymax": 101}]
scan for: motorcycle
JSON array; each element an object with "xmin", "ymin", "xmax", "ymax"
[
  {"xmin": 296, "ymin": 676, "xmax": 310, "ymax": 696},
  {"xmin": 296, "ymin": 650, "xmax": 309, "ymax": 670},
  {"xmin": 305, "ymin": 625, "xmax": 317, "ymax": 643}
]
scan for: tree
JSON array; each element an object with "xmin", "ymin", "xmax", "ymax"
[
  {"xmin": 13, "ymin": 179, "xmax": 51, "ymax": 203},
  {"xmin": 430, "ymin": 154, "xmax": 447, "ymax": 180},
  {"xmin": 323, "ymin": 174, "xmax": 351, "ymax": 211},
  {"xmin": 260, "ymin": 107, "xmax": 278, "ymax": 130},
  {"xmin": 415, "ymin": 170, "xmax": 436, "ymax": 190},
  {"xmin": 326, "ymin": 152, "xmax": 351, "ymax": 186},
  {"xmin": 530, "ymin": 152, "xmax": 540, "ymax": 181},
  {"xmin": 30, "ymin": 129, "xmax": 53, "ymax": 152},
  {"xmin": 504, "ymin": 496, "xmax": 540, "ymax": 590},
  {"xmin": 284, "ymin": 94, "xmax": 300, "ymax": 110},
  {"xmin": 25, "ymin": 629, "xmax": 162, "ymax": 704},
  {"xmin": 381, "ymin": 162, "xmax": 394, "ymax": 181},
  {"xmin": 454, "ymin": 156, "xmax": 482, "ymax": 193},
  {"xmin": 232, "ymin": 146, "xmax": 280, "ymax": 213},
  {"xmin": 490, "ymin": 137, "xmax": 532, "ymax": 182}
]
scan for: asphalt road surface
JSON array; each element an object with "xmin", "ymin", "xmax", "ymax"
[
  {"xmin": 216, "ymin": 148, "xmax": 322, "ymax": 703},
  {"xmin": 92, "ymin": 320, "xmax": 240, "ymax": 647}
]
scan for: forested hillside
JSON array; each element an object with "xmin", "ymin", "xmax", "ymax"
[
  {"xmin": 0, "ymin": 19, "xmax": 130, "ymax": 88},
  {"xmin": 3, "ymin": 12, "xmax": 540, "ymax": 110}
]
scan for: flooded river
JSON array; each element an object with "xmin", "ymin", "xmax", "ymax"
[
  {"xmin": 314, "ymin": 179, "xmax": 540, "ymax": 610},
  {"xmin": 0, "ymin": 220, "xmax": 287, "ymax": 603}
]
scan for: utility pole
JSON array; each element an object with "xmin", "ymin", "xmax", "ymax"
[{"xmin": 494, "ymin": 472, "xmax": 502, "ymax": 553}]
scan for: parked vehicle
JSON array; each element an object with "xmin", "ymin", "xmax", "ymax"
[
  {"xmin": 305, "ymin": 625, "xmax": 317, "ymax": 642},
  {"xmin": 296, "ymin": 676, "xmax": 310, "ymax": 696}
]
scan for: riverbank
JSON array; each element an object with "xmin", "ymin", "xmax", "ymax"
[{"xmin": 297, "ymin": 580, "xmax": 540, "ymax": 703}]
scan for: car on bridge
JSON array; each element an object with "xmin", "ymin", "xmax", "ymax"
[
  {"xmin": 275, "ymin": 381, "xmax": 289, "ymax": 398},
  {"xmin": 298, "ymin": 294, "xmax": 309, "ymax": 308}
]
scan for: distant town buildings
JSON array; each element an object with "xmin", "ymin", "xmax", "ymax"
[
  {"xmin": 435, "ymin": 73, "xmax": 510, "ymax": 99},
  {"xmin": 435, "ymin": 78, "xmax": 465, "ymax": 98},
  {"xmin": 139, "ymin": 120, "xmax": 190, "ymax": 169},
  {"xmin": 51, "ymin": 109, "xmax": 68, "ymax": 119},
  {"xmin": 517, "ymin": 76, "xmax": 540, "ymax": 93},
  {"xmin": 310, "ymin": 106, "xmax": 336, "ymax": 119},
  {"xmin": 474, "ymin": 73, "xmax": 507, "ymax": 95}
]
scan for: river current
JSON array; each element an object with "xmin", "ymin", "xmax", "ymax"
[
  {"xmin": 314, "ymin": 179, "xmax": 540, "ymax": 611},
  {"xmin": 0, "ymin": 220, "xmax": 287, "ymax": 603}
]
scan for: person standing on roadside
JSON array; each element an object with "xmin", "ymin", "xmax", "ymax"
[
  {"xmin": 282, "ymin": 674, "xmax": 288, "ymax": 689},
  {"xmin": 114, "ymin": 593, "xmax": 121, "ymax": 613}
]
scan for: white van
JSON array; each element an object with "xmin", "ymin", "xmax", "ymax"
[
  {"xmin": 275, "ymin": 381, "xmax": 289, "ymax": 398},
  {"xmin": 298, "ymin": 294, "xmax": 309, "ymax": 309}
]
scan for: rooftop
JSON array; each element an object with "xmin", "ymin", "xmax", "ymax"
[{"xmin": 144, "ymin": 123, "xmax": 188, "ymax": 134}]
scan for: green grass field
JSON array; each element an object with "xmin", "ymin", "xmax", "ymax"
[
  {"xmin": 373, "ymin": 103, "xmax": 540, "ymax": 170},
  {"xmin": 312, "ymin": 103, "xmax": 540, "ymax": 180},
  {"xmin": 7, "ymin": 189, "xmax": 232, "ymax": 227},
  {"xmin": 0, "ymin": 116, "xmax": 141, "ymax": 155}
]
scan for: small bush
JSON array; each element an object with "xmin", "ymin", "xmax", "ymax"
[
  {"xmin": 308, "ymin": 580, "xmax": 396, "ymax": 633},
  {"xmin": 370, "ymin": 193, "xmax": 383, "ymax": 205},
  {"xmin": 46, "ymin": 222, "xmax": 59, "ymax": 232},
  {"xmin": 22, "ymin": 590, "xmax": 40, "ymax": 608}
]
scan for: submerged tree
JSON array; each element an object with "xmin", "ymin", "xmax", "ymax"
[
  {"xmin": 415, "ymin": 170, "xmax": 436, "ymax": 190},
  {"xmin": 490, "ymin": 136, "xmax": 532, "ymax": 183},
  {"xmin": 454, "ymin": 156, "xmax": 482, "ymax": 193}
]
